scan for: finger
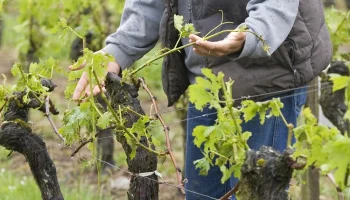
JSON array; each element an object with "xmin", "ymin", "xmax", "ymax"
[
  {"xmin": 92, "ymin": 85, "xmax": 102, "ymax": 96},
  {"xmin": 189, "ymin": 34, "xmax": 203, "ymax": 42},
  {"xmin": 69, "ymin": 60, "xmax": 87, "ymax": 71},
  {"xmin": 72, "ymin": 72, "xmax": 89, "ymax": 100},
  {"xmin": 196, "ymin": 39, "xmax": 223, "ymax": 52},
  {"xmin": 85, "ymin": 85, "xmax": 91, "ymax": 97}
]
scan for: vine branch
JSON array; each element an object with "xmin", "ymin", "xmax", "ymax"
[
  {"xmin": 276, "ymin": 102, "xmax": 295, "ymax": 148},
  {"xmin": 138, "ymin": 77, "xmax": 185, "ymax": 194},
  {"xmin": 131, "ymin": 29, "xmax": 268, "ymax": 75},
  {"xmin": 44, "ymin": 96, "xmax": 65, "ymax": 142},
  {"xmin": 327, "ymin": 173, "xmax": 344, "ymax": 200},
  {"xmin": 219, "ymin": 182, "xmax": 240, "ymax": 200},
  {"xmin": 70, "ymin": 126, "xmax": 116, "ymax": 157}
]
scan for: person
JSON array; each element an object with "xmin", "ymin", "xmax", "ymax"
[{"xmin": 70, "ymin": 0, "xmax": 332, "ymax": 199}]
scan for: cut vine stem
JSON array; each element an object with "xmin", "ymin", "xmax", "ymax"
[
  {"xmin": 139, "ymin": 77, "xmax": 185, "ymax": 194},
  {"xmin": 44, "ymin": 96, "xmax": 65, "ymax": 142},
  {"xmin": 130, "ymin": 28, "xmax": 269, "ymax": 76}
]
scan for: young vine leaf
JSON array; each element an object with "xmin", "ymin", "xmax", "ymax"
[
  {"xmin": 51, "ymin": 18, "xmax": 70, "ymax": 39},
  {"xmin": 10, "ymin": 63, "xmax": 51, "ymax": 103},
  {"xmin": 29, "ymin": 57, "xmax": 67, "ymax": 78},
  {"xmin": 65, "ymin": 49, "xmax": 113, "ymax": 99},
  {"xmin": 241, "ymin": 98, "xmax": 284, "ymax": 124},
  {"xmin": 189, "ymin": 68, "xmax": 286, "ymax": 183},
  {"xmin": 97, "ymin": 111, "xmax": 112, "ymax": 129},
  {"xmin": 293, "ymin": 108, "xmax": 350, "ymax": 189},
  {"xmin": 174, "ymin": 14, "xmax": 199, "ymax": 38},
  {"xmin": 124, "ymin": 115, "xmax": 153, "ymax": 160},
  {"xmin": 325, "ymin": 8, "xmax": 350, "ymax": 59},
  {"xmin": 59, "ymin": 101, "xmax": 96, "ymax": 145},
  {"xmin": 188, "ymin": 68, "xmax": 223, "ymax": 110}
]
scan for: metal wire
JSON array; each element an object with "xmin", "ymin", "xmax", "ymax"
[
  {"xmin": 15, "ymin": 134, "xmax": 219, "ymax": 200},
  {"xmin": 2, "ymin": 80, "xmax": 333, "ymax": 200}
]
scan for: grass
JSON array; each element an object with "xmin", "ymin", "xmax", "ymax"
[{"xmin": 0, "ymin": 147, "xmax": 113, "ymax": 200}]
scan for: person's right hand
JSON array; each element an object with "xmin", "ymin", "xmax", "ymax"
[{"xmin": 69, "ymin": 51, "xmax": 121, "ymax": 101}]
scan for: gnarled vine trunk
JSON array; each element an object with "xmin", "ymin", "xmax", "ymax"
[
  {"xmin": 105, "ymin": 73, "xmax": 159, "ymax": 200},
  {"xmin": 237, "ymin": 146, "xmax": 296, "ymax": 200},
  {"xmin": 0, "ymin": 88, "xmax": 63, "ymax": 200},
  {"xmin": 320, "ymin": 61, "xmax": 349, "ymax": 135}
]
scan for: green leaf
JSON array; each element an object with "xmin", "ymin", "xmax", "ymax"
[
  {"xmin": 124, "ymin": 132, "xmax": 138, "ymax": 160},
  {"xmin": 174, "ymin": 15, "xmax": 184, "ymax": 33},
  {"xmin": 29, "ymin": 58, "xmax": 66, "ymax": 78},
  {"xmin": 303, "ymin": 107, "xmax": 317, "ymax": 124},
  {"xmin": 188, "ymin": 69, "xmax": 224, "ymax": 110},
  {"xmin": 51, "ymin": 17, "xmax": 72, "ymax": 41},
  {"xmin": 241, "ymin": 100, "xmax": 259, "ymax": 122},
  {"xmin": 129, "ymin": 116, "xmax": 150, "ymax": 137},
  {"xmin": 330, "ymin": 75, "xmax": 349, "ymax": 92},
  {"xmin": 59, "ymin": 102, "xmax": 95, "ymax": 145},
  {"xmin": 11, "ymin": 63, "xmax": 22, "ymax": 77},
  {"xmin": 193, "ymin": 126, "xmax": 209, "ymax": 148},
  {"xmin": 188, "ymin": 82, "xmax": 212, "ymax": 110},
  {"xmin": 269, "ymin": 98, "xmax": 284, "ymax": 117},
  {"xmin": 64, "ymin": 82, "xmax": 77, "ymax": 99},
  {"xmin": 174, "ymin": 14, "xmax": 199, "ymax": 38},
  {"xmin": 97, "ymin": 112, "xmax": 112, "ymax": 129},
  {"xmin": 181, "ymin": 23, "xmax": 200, "ymax": 38},
  {"xmin": 194, "ymin": 157, "xmax": 211, "ymax": 176}
]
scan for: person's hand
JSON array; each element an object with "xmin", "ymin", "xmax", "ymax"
[
  {"xmin": 189, "ymin": 32, "xmax": 246, "ymax": 57},
  {"xmin": 69, "ymin": 51, "xmax": 121, "ymax": 101}
]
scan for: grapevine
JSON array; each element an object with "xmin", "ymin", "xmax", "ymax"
[{"xmin": 0, "ymin": 2, "xmax": 349, "ymax": 200}]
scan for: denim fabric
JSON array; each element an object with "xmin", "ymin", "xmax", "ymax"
[{"xmin": 184, "ymin": 88, "xmax": 307, "ymax": 200}]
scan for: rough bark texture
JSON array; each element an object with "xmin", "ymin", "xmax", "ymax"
[
  {"xmin": 0, "ymin": 86, "xmax": 63, "ymax": 200},
  {"xmin": 320, "ymin": 61, "xmax": 349, "ymax": 135},
  {"xmin": 105, "ymin": 73, "xmax": 159, "ymax": 200},
  {"xmin": 237, "ymin": 146, "xmax": 294, "ymax": 200},
  {"xmin": 96, "ymin": 127, "xmax": 115, "ymax": 170}
]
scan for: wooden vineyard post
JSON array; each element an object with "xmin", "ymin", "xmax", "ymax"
[{"xmin": 301, "ymin": 78, "xmax": 320, "ymax": 200}]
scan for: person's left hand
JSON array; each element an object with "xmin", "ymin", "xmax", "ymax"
[{"xmin": 189, "ymin": 32, "xmax": 246, "ymax": 57}]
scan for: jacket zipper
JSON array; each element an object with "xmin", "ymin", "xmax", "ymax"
[{"xmin": 188, "ymin": 2, "xmax": 192, "ymax": 23}]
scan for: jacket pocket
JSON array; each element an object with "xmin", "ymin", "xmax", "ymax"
[{"xmin": 277, "ymin": 39, "xmax": 300, "ymax": 87}]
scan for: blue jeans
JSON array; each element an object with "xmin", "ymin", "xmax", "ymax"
[{"xmin": 184, "ymin": 88, "xmax": 307, "ymax": 200}]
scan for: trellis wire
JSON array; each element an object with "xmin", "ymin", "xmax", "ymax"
[
  {"xmin": 2, "ymin": 80, "xmax": 334, "ymax": 200},
  {"xmin": 91, "ymin": 83, "xmax": 333, "ymax": 142},
  {"xmin": 150, "ymin": 80, "xmax": 331, "ymax": 116},
  {"xmin": 10, "ymin": 134, "xmax": 219, "ymax": 200}
]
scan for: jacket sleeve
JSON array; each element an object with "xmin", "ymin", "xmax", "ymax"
[
  {"xmin": 237, "ymin": 0, "xmax": 299, "ymax": 59},
  {"xmin": 102, "ymin": 0, "xmax": 165, "ymax": 69}
]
